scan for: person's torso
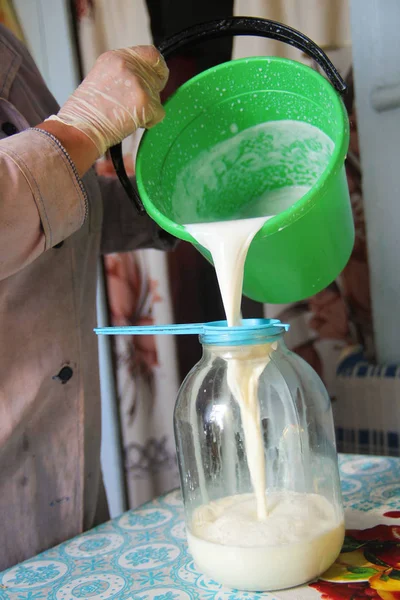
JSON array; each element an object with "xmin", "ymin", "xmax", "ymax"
[{"xmin": 0, "ymin": 25, "xmax": 105, "ymax": 569}]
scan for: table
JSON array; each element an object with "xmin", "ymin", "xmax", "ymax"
[{"xmin": 1, "ymin": 454, "xmax": 399, "ymax": 600}]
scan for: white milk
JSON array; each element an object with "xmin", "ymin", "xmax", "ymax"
[
  {"xmin": 186, "ymin": 216, "xmax": 268, "ymax": 327},
  {"xmin": 185, "ymin": 186, "xmax": 309, "ymax": 327},
  {"xmin": 225, "ymin": 342, "xmax": 275, "ymax": 520},
  {"xmin": 181, "ymin": 121, "xmax": 340, "ymax": 591},
  {"xmin": 188, "ymin": 493, "xmax": 345, "ymax": 591},
  {"xmin": 186, "ymin": 185, "xmax": 307, "ymax": 522}
]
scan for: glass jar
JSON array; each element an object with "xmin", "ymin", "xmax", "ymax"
[{"xmin": 174, "ymin": 319, "xmax": 344, "ymax": 592}]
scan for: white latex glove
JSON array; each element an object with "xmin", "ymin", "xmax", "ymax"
[{"xmin": 47, "ymin": 45, "xmax": 168, "ymax": 157}]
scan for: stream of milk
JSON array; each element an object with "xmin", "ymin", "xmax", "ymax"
[
  {"xmin": 185, "ymin": 185, "xmax": 306, "ymax": 521},
  {"xmin": 185, "ymin": 186, "xmax": 308, "ymax": 328},
  {"xmin": 181, "ymin": 120, "xmax": 343, "ymax": 590}
]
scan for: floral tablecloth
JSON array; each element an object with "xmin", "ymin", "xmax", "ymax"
[{"xmin": 1, "ymin": 454, "xmax": 399, "ymax": 600}]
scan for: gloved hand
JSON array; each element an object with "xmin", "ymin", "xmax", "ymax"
[{"xmin": 47, "ymin": 45, "xmax": 168, "ymax": 157}]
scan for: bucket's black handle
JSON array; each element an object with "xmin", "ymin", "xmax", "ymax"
[
  {"xmin": 160, "ymin": 17, "xmax": 346, "ymax": 92},
  {"xmin": 111, "ymin": 16, "xmax": 347, "ymax": 212}
]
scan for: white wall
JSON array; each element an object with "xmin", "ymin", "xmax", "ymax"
[{"xmin": 350, "ymin": 0, "xmax": 400, "ymax": 364}]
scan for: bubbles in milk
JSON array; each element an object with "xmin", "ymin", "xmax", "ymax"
[{"xmin": 172, "ymin": 120, "xmax": 334, "ymax": 224}]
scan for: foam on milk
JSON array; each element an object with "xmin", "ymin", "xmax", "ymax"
[
  {"xmin": 173, "ymin": 120, "xmax": 334, "ymax": 225},
  {"xmin": 181, "ymin": 120, "xmax": 342, "ymax": 590},
  {"xmin": 188, "ymin": 493, "xmax": 345, "ymax": 591}
]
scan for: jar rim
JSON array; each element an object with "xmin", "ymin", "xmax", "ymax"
[{"xmin": 199, "ymin": 318, "xmax": 289, "ymax": 346}]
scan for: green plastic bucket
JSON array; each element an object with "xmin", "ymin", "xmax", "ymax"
[{"xmin": 112, "ymin": 18, "xmax": 354, "ymax": 304}]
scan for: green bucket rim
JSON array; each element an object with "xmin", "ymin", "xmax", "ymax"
[{"xmin": 136, "ymin": 55, "xmax": 349, "ymax": 243}]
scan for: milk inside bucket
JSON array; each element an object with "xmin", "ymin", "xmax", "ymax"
[{"xmin": 110, "ymin": 17, "xmax": 354, "ymax": 304}]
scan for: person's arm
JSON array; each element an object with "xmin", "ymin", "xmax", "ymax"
[
  {"xmin": 45, "ymin": 45, "xmax": 168, "ymax": 166},
  {"xmin": 0, "ymin": 45, "xmax": 168, "ymax": 281},
  {"xmin": 36, "ymin": 119, "xmax": 98, "ymax": 177},
  {"xmin": 0, "ymin": 128, "xmax": 88, "ymax": 280}
]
